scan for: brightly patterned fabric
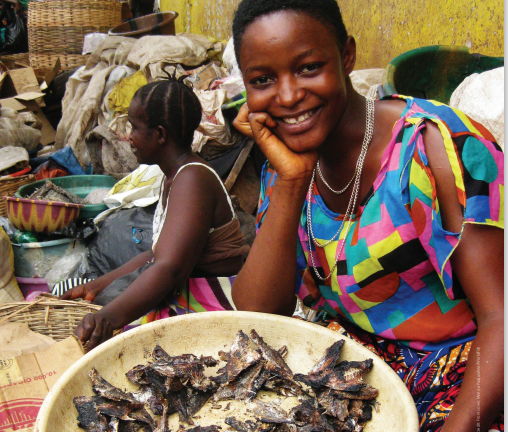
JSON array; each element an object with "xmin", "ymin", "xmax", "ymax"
[
  {"xmin": 326, "ymin": 319, "xmax": 504, "ymax": 432},
  {"xmin": 256, "ymin": 96, "xmax": 504, "ymax": 351},
  {"xmin": 123, "ymin": 276, "xmax": 236, "ymax": 331}
]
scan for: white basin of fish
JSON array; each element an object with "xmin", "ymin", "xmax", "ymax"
[{"xmin": 34, "ymin": 311, "xmax": 419, "ymax": 431}]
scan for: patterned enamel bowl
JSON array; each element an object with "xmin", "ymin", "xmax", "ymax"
[
  {"xmin": 3, "ymin": 197, "xmax": 84, "ymax": 234},
  {"xmin": 35, "ymin": 311, "xmax": 419, "ymax": 431}
]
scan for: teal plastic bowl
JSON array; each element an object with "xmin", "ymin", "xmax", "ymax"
[
  {"xmin": 15, "ymin": 175, "xmax": 117, "ymax": 220},
  {"xmin": 12, "ymin": 238, "xmax": 86, "ymax": 278}
]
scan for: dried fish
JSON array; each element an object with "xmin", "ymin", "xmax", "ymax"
[
  {"xmin": 167, "ymin": 387, "xmax": 190, "ymax": 422},
  {"xmin": 75, "ymin": 331, "xmax": 378, "ymax": 432},
  {"xmin": 73, "ymin": 396, "xmax": 109, "ymax": 432},
  {"xmin": 118, "ymin": 422, "xmax": 151, "ymax": 432},
  {"xmin": 187, "ymin": 388, "xmax": 213, "ymax": 417},
  {"xmin": 108, "ymin": 417, "xmax": 120, "ymax": 432},
  {"xmin": 94, "ymin": 398, "xmax": 143, "ymax": 418},
  {"xmin": 126, "ymin": 365, "xmax": 151, "ymax": 385},
  {"xmin": 132, "ymin": 385, "xmax": 158, "ymax": 405},
  {"xmin": 262, "ymin": 376, "xmax": 305, "ymax": 397},
  {"xmin": 250, "ymin": 400, "xmax": 293, "ymax": 424},
  {"xmin": 186, "ymin": 426, "xmax": 221, "ymax": 432},
  {"xmin": 225, "ymin": 331, "xmax": 262, "ymax": 383},
  {"xmin": 234, "ymin": 362, "xmax": 265, "ymax": 401},
  {"xmin": 325, "ymin": 359, "xmax": 373, "ymax": 392},
  {"xmin": 153, "ymin": 344, "xmax": 218, "ymax": 368},
  {"xmin": 153, "ymin": 395, "xmax": 171, "ymax": 432},
  {"xmin": 316, "ymin": 388, "xmax": 349, "ymax": 421},
  {"xmin": 290, "ymin": 399, "xmax": 335, "ymax": 432},
  {"xmin": 249, "ymin": 330, "xmax": 293, "ymax": 380},
  {"xmin": 88, "ymin": 368, "xmax": 139, "ymax": 404},
  {"xmin": 225, "ymin": 417, "xmax": 276, "ymax": 432},
  {"xmin": 333, "ymin": 384, "xmax": 379, "ymax": 400},
  {"xmin": 147, "ymin": 387, "xmax": 169, "ymax": 416},
  {"xmin": 308, "ymin": 340, "xmax": 344, "ymax": 375},
  {"xmin": 145, "ymin": 365, "xmax": 184, "ymax": 395}
]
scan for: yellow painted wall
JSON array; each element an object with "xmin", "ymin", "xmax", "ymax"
[{"xmin": 160, "ymin": 0, "xmax": 504, "ymax": 69}]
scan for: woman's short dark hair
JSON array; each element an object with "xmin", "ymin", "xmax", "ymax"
[
  {"xmin": 232, "ymin": 0, "xmax": 348, "ymax": 67},
  {"xmin": 133, "ymin": 77, "xmax": 202, "ymax": 148}
]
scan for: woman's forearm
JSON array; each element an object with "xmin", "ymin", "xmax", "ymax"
[
  {"xmin": 232, "ymin": 177, "xmax": 310, "ymax": 316},
  {"xmin": 441, "ymin": 317, "xmax": 504, "ymax": 432},
  {"xmin": 92, "ymin": 250, "xmax": 154, "ymax": 292},
  {"xmin": 96, "ymin": 260, "xmax": 179, "ymax": 329}
]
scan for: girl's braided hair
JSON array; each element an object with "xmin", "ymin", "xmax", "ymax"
[
  {"xmin": 232, "ymin": 0, "xmax": 348, "ymax": 67},
  {"xmin": 132, "ymin": 74, "xmax": 202, "ymax": 148}
]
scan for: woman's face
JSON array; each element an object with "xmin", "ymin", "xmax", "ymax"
[
  {"xmin": 239, "ymin": 11, "xmax": 354, "ymax": 153},
  {"xmin": 128, "ymin": 98, "xmax": 159, "ymax": 164}
]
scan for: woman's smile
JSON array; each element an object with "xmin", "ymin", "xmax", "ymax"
[{"xmin": 275, "ymin": 106, "xmax": 322, "ymax": 134}]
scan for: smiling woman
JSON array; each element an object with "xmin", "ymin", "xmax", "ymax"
[{"xmin": 230, "ymin": 1, "xmax": 504, "ymax": 432}]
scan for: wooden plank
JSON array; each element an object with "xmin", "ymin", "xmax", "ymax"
[
  {"xmin": 224, "ymin": 138, "xmax": 254, "ymax": 192},
  {"xmin": 230, "ymin": 155, "xmax": 261, "ymax": 215}
]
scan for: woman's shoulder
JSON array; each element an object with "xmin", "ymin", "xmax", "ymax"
[{"xmin": 390, "ymin": 95, "xmax": 500, "ymax": 143}]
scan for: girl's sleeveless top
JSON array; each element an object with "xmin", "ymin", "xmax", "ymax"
[{"xmin": 256, "ymin": 96, "xmax": 504, "ymax": 351}]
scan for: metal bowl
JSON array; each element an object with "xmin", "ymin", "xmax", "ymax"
[
  {"xmin": 34, "ymin": 311, "xmax": 419, "ymax": 431},
  {"xmin": 108, "ymin": 11, "xmax": 178, "ymax": 38}
]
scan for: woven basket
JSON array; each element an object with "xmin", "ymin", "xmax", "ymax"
[
  {"xmin": 0, "ymin": 174, "xmax": 36, "ymax": 218},
  {"xmin": 28, "ymin": 0, "xmax": 122, "ymax": 74},
  {"xmin": 0, "ymin": 294, "xmax": 103, "ymax": 342}
]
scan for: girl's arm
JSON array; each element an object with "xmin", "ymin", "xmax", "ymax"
[
  {"xmin": 75, "ymin": 166, "xmax": 219, "ymax": 350},
  {"xmin": 423, "ymin": 123, "xmax": 503, "ymax": 432},
  {"xmin": 232, "ymin": 106, "xmax": 317, "ymax": 315}
]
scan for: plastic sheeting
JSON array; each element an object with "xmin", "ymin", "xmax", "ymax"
[{"xmin": 450, "ymin": 67, "xmax": 504, "ymax": 150}]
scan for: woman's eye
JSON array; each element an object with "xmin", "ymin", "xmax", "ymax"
[
  {"xmin": 250, "ymin": 76, "xmax": 274, "ymax": 86},
  {"xmin": 300, "ymin": 64, "xmax": 321, "ymax": 74}
]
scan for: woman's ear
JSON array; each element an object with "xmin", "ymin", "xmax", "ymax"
[
  {"xmin": 341, "ymin": 36, "xmax": 357, "ymax": 76},
  {"xmin": 157, "ymin": 125, "xmax": 167, "ymax": 145}
]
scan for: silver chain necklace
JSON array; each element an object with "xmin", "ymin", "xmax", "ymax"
[
  {"xmin": 316, "ymin": 159, "xmax": 356, "ymax": 194},
  {"xmin": 306, "ymin": 96, "xmax": 375, "ymax": 281}
]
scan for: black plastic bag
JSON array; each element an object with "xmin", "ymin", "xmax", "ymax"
[
  {"xmin": 0, "ymin": 7, "xmax": 28, "ymax": 54},
  {"xmin": 84, "ymin": 204, "xmax": 156, "ymax": 279}
]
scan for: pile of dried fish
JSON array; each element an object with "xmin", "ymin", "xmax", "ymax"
[
  {"xmin": 28, "ymin": 180, "xmax": 85, "ymax": 204},
  {"xmin": 73, "ymin": 330, "xmax": 379, "ymax": 432}
]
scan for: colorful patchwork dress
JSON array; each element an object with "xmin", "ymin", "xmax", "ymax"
[{"xmin": 256, "ymin": 96, "xmax": 504, "ymax": 431}]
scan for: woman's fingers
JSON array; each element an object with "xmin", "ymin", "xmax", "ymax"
[
  {"xmin": 75, "ymin": 313, "xmax": 95, "ymax": 345},
  {"xmin": 60, "ymin": 285, "xmax": 85, "ymax": 301},
  {"xmin": 233, "ymin": 103, "xmax": 254, "ymax": 137},
  {"xmin": 60, "ymin": 283, "xmax": 97, "ymax": 302},
  {"xmin": 87, "ymin": 316, "xmax": 104, "ymax": 352},
  {"xmin": 76, "ymin": 314, "xmax": 113, "ymax": 352}
]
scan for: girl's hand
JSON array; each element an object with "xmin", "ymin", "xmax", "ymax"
[
  {"xmin": 75, "ymin": 313, "xmax": 114, "ymax": 351},
  {"xmin": 60, "ymin": 279, "xmax": 104, "ymax": 302},
  {"xmin": 234, "ymin": 103, "xmax": 317, "ymax": 183}
]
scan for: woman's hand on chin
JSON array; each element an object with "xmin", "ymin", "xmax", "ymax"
[{"xmin": 234, "ymin": 103, "xmax": 317, "ymax": 184}]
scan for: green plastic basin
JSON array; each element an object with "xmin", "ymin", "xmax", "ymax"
[
  {"xmin": 15, "ymin": 175, "xmax": 117, "ymax": 220},
  {"xmin": 383, "ymin": 45, "xmax": 504, "ymax": 104}
]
